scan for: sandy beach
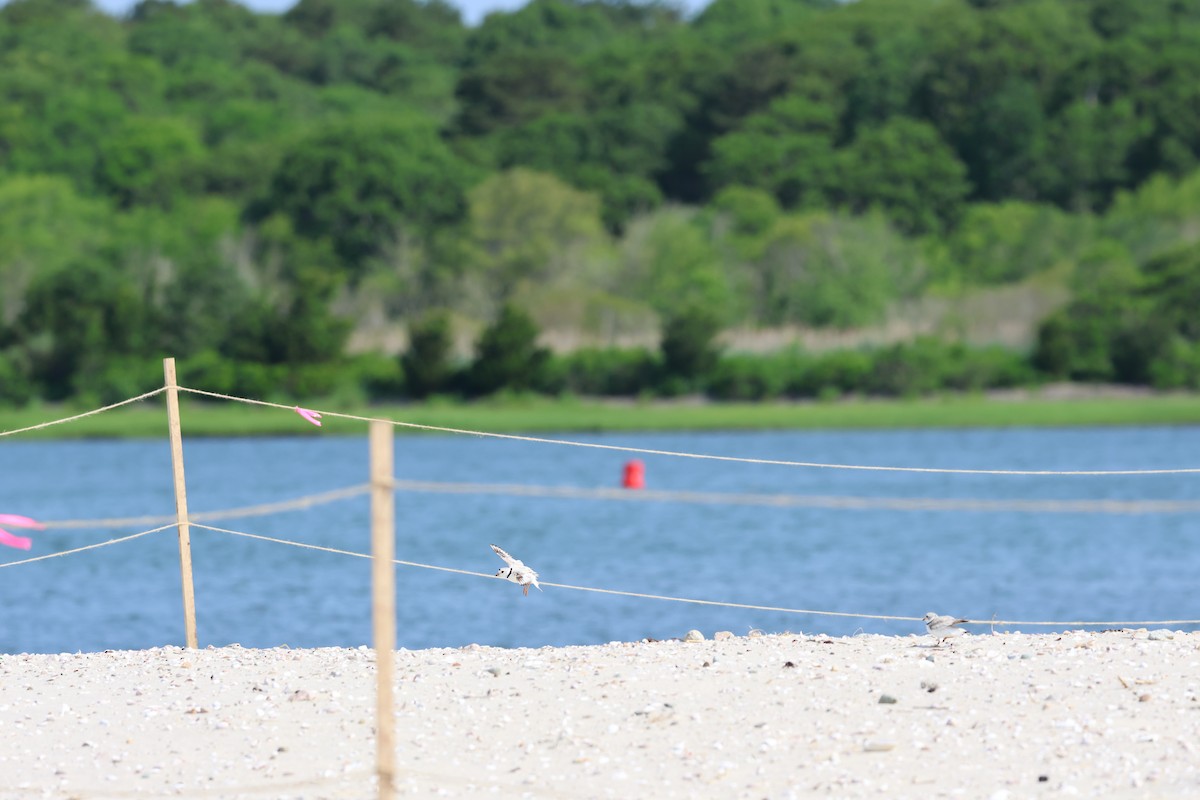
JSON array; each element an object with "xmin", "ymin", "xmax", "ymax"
[{"xmin": 2, "ymin": 629, "xmax": 1198, "ymax": 799}]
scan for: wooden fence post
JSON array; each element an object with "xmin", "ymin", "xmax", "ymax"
[
  {"xmin": 163, "ymin": 357, "xmax": 199, "ymax": 650},
  {"xmin": 370, "ymin": 421, "xmax": 396, "ymax": 800}
]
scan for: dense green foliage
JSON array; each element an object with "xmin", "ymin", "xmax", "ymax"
[
  {"xmin": 2, "ymin": 0, "xmax": 1200, "ymax": 406},
  {"xmin": 464, "ymin": 303, "xmax": 552, "ymax": 395},
  {"xmin": 1034, "ymin": 241, "xmax": 1200, "ymax": 388},
  {"xmin": 400, "ymin": 310, "xmax": 455, "ymax": 398}
]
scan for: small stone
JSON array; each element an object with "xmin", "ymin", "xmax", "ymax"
[
  {"xmin": 920, "ymin": 681, "xmax": 938, "ymax": 693},
  {"xmin": 486, "ymin": 667, "xmax": 502, "ymax": 677},
  {"xmin": 684, "ymin": 630, "xmax": 705, "ymax": 643},
  {"xmin": 1138, "ymin": 693, "xmax": 1152, "ymax": 703},
  {"xmin": 783, "ymin": 662, "xmax": 796, "ymax": 668},
  {"xmin": 863, "ymin": 741, "xmax": 894, "ymax": 752},
  {"xmin": 1148, "ymin": 630, "xmax": 1174, "ymax": 641},
  {"xmin": 748, "ymin": 629, "xmax": 764, "ymax": 638},
  {"xmin": 1038, "ymin": 775, "xmax": 1049, "ymax": 783},
  {"xmin": 878, "ymin": 694, "xmax": 898, "ymax": 705},
  {"xmin": 713, "ymin": 631, "xmax": 734, "ymax": 641}
]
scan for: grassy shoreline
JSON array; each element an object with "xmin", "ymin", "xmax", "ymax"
[{"xmin": 2, "ymin": 389, "xmax": 1199, "ymax": 439}]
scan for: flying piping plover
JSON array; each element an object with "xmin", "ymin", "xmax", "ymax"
[
  {"xmin": 922, "ymin": 612, "xmax": 969, "ymax": 645},
  {"xmin": 490, "ymin": 544, "xmax": 542, "ymax": 596}
]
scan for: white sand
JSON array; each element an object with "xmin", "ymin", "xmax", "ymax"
[{"xmin": 2, "ymin": 630, "xmax": 1199, "ymax": 799}]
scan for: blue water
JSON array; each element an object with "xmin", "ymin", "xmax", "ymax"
[{"xmin": 2, "ymin": 426, "xmax": 1198, "ymax": 653}]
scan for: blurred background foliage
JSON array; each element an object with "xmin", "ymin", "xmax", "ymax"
[{"xmin": 2, "ymin": 0, "xmax": 1200, "ymax": 404}]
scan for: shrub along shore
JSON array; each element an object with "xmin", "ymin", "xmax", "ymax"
[{"xmin": 7, "ymin": 303, "xmax": 1198, "ymax": 440}]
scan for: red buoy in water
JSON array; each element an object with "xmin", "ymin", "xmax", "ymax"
[{"xmin": 622, "ymin": 459, "xmax": 645, "ymax": 489}]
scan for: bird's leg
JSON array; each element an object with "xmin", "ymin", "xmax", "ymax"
[{"xmin": 522, "ymin": 584, "xmax": 529, "ymax": 597}]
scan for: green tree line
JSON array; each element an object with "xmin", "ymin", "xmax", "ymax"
[{"xmin": 1, "ymin": 0, "xmax": 1199, "ymax": 405}]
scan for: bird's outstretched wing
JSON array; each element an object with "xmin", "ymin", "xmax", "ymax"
[{"xmin": 491, "ymin": 543, "xmax": 520, "ymax": 568}]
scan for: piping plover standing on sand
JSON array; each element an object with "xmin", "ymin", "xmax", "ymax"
[
  {"xmin": 490, "ymin": 544, "xmax": 542, "ymax": 596},
  {"xmin": 923, "ymin": 612, "xmax": 968, "ymax": 645}
]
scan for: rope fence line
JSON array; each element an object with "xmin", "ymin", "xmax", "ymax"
[
  {"xmin": 4, "ymin": 382, "xmax": 1200, "ymax": 628},
  {"xmin": 32, "ymin": 478, "xmax": 1200, "ymax": 533},
  {"xmin": 0, "ymin": 524, "xmax": 175, "ymax": 569},
  {"xmin": 175, "ymin": 385, "xmax": 1200, "ymax": 476},
  {"xmin": 0, "ymin": 388, "xmax": 165, "ymax": 438},
  {"xmin": 3, "ymin": 384, "xmax": 1197, "ymax": 476},
  {"xmin": 190, "ymin": 522, "xmax": 1200, "ymax": 629},
  {"xmin": 41, "ymin": 483, "xmax": 371, "ymax": 531},
  {"xmin": 390, "ymin": 479, "xmax": 1200, "ymax": 515},
  {"xmin": 7, "ymin": 507, "xmax": 1194, "ymax": 629}
]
